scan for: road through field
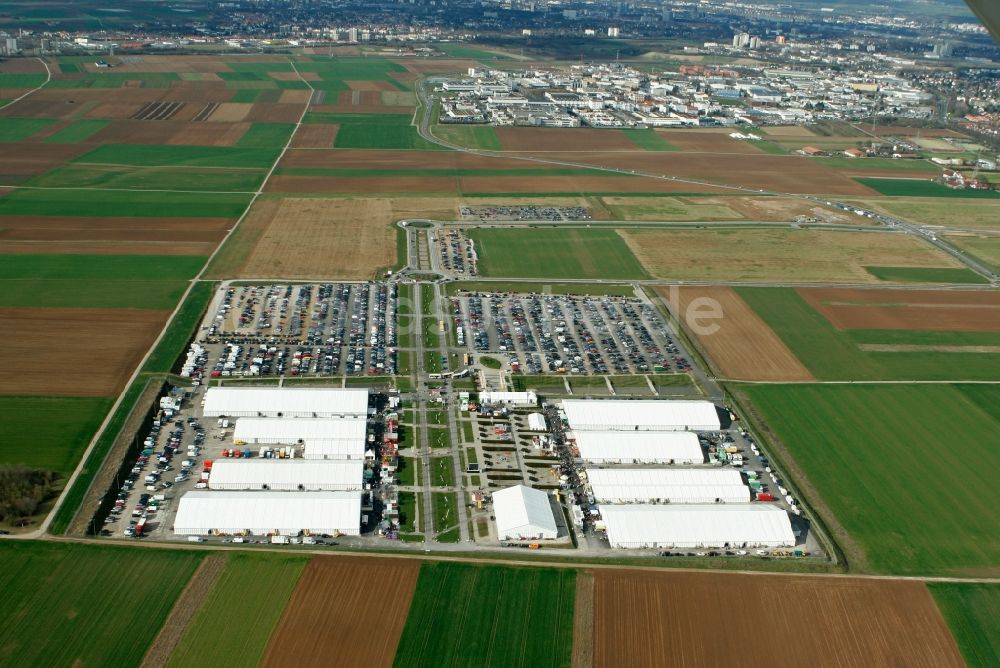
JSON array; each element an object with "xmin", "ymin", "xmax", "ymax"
[{"xmin": 20, "ymin": 57, "xmax": 317, "ymax": 539}]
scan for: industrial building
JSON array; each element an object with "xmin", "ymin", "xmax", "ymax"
[
  {"xmin": 587, "ymin": 468, "xmax": 751, "ymax": 504},
  {"xmin": 493, "ymin": 485, "xmax": 558, "ymax": 541},
  {"xmin": 599, "ymin": 504, "xmax": 794, "ymax": 549},
  {"xmin": 479, "ymin": 391, "xmax": 538, "ymax": 407},
  {"xmin": 561, "ymin": 399, "xmax": 722, "ymax": 432},
  {"xmin": 203, "ymin": 387, "xmax": 368, "ymax": 418},
  {"xmin": 233, "ymin": 417, "xmax": 367, "ymax": 447},
  {"xmin": 173, "ymin": 491, "xmax": 362, "ymax": 536},
  {"xmin": 207, "ymin": 459, "xmax": 364, "ymax": 492},
  {"xmin": 573, "ymin": 431, "xmax": 704, "ymax": 464}
]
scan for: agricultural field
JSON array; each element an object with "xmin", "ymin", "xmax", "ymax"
[
  {"xmin": 468, "ymin": 227, "xmax": 649, "ymax": 280},
  {"xmin": 592, "ymin": 570, "xmax": 963, "ymax": 667},
  {"xmin": 168, "ymin": 553, "xmax": 308, "ymax": 668},
  {"xmin": 0, "ymin": 396, "xmax": 110, "ymax": 473},
  {"xmin": 864, "ymin": 198, "xmax": 1000, "ymax": 230},
  {"xmin": 742, "ymin": 383, "xmax": 1000, "ymax": 575},
  {"xmin": 619, "ymin": 228, "xmax": 967, "ymax": 283},
  {"xmin": 857, "ymin": 177, "xmax": 1000, "ymax": 198},
  {"xmin": 0, "ymin": 541, "xmax": 202, "ymax": 666},
  {"xmin": 929, "ymin": 583, "xmax": 1000, "ymax": 668},
  {"xmin": 943, "ymin": 234, "xmax": 1000, "ymax": 272},
  {"xmin": 394, "ymin": 562, "xmax": 576, "ymax": 668},
  {"xmin": 738, "ymin": 287, "xmax": 1000, "ymax": 381},
  {"xmin": 600, "ymin": 196, "xmax": 743, "ymax": 221},
  {"xmin": 305, "ymin": 112, "xmax": 439, "ymax": 150},
  {"xmin": 263, "ymin": 556, "xmax": 420, "ymax": 668}
]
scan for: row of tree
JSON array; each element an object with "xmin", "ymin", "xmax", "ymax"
[{"xmin": 0, "ymin": 465, "xmax": 60, "ymax": 525}]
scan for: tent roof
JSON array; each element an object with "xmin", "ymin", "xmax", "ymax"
[
  {"xmin": 588, "ymin": 468, "xmax": 750, "ymax": 502},
  {"xmin": 208, "ymin": 459, "xmax": 362, "ymax": 488},
  {"xmin": 562, "ymin": 399, "xmax": 721, "ymax": 431},
  {"xmin": 204, "ymin": 388, "xmax": 368, "ymax": 416},
  {"xmin": 493, "ymin": 485, "xmax": 557, "ymax": 536},
  {"xmin": 600, "ymin": 504, "xmax": 794, "ymax": 545},
  {"xmin": 174, "ymin": 491, "xmax": 361, "ymax": 532},
  {"xmin": 574, "ymin": 430, "xmax": 703, "ymax": 462},
  {"xmin": 234, "ymin": 417, "xmax": 366, "ymax": 442}
]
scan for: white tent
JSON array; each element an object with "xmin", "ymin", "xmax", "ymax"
[
  {"xmin": 302, "ymin": 437, "xmax": 367, "ymax": 460},
  {"xmin": 600, "ymin": 504, "xmax": 794, "ymax": 549},
  {"xmin": 208, "ymin": 459, "xmax": 363, "ymax": 491},
  {"xmin": 234, "ymin": 417, "xmax": 366, "ymax": 446},
  {"xmin": 526, "ymin": 413, "xmax": 547, "ymax": 432},
  {"xmin": 562, "ymin": 399, "xmax": 721, "ymax": 432},
  {"xmin": 480, "ymin": 391, "xmax": 538, "ymax": 407},
  {"xmin": 587, "ymin": 468, "xmax": 751, "ymax": 504},
  {"xmin": 493, "ymin": 485, "xmax": 558, "ymax": 541},
  {"xmin": 574, "ymin": 431, "xmax": 704, "ymax": 465},
  {"xmin": 173, "ymin": 491, "xmax": 361, "ymax": 536},
  {"xmin": 203, "ymin": 388, "xmax": 368, "ymax": 418}
]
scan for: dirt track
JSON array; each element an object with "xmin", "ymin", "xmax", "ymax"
[
  {"xmin": 799, "ymin": 288, "xmax": 1000, "ymax": 332},
  {"xmin": 261, "ymin": 556, "xmax": 419, "ymax": 668},
  {"xmin": 662, "ymin": 287, "xmax": 814, "ymax": 381},
  {"xmin": 592, "ymin": 570, "xmax": 963, "ymax": 668}
]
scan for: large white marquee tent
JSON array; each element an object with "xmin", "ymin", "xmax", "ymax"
[
  {"xmin": 173, "ymin": 491, "xmax": 361, "ymax": 536},
  {"xmin": 493, "ymin": 485, "xmax": 558, "ymax": 541},
  {"xmin": 203, "ymin": 387, "xmax": 368, "ymax": 418},
  {"xmin": 573, "ymin": 431, "xmax": 704, "ymax": 465},
  {"xmin": 208, "ymin": 459, "xmax": 363, "ymax": 492},
  {"xmin": 599, "ymin": 504, "xmax": 794, "ymax": 549},
  {"xmin": 233, "ymin": 417, "xmax": 367, "ymax": 446},
  {"xmin": 562, "ymin": 399, "xmax": 721, "ymax": 432},
  {"xmin": 587, "ymin": 468, "xmax": 751, "ymax": 504}
]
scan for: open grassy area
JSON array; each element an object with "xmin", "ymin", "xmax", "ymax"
[
  {"xmin": 430, "ymin": 456, "xmax": 454, "ymax": 487},
  {"xmin": 857, "ymin": 177, "xmax": 1000, "ymax": 198},
  {"xmin": 26, "ymin": 164, "xmax": 265, "ymax": 192},
  {"xmin": 427, "ymin": 426, "xmax": 452, "ymax": 449},
  {"xmin": 468, "ymin": 227, "xmax": 648, "ymax": 280},
  {"xmin": 743, "ymin": 383, "xmax": 1000, "ymax": 576},
  {"xmin": 0, "ymin": 253, "xmax": 204, "ymax": 281},
  {"xmin": 929, "ymin": 583, "xmax": 1000, "ymax": 668},
  {"xmin": 42, "ymin": 119, "xmax": 110, "ymax": 144},
  {"xmin": 620, "ymin": 128, "xmax": 678, "ymax": 151},
  {"xmin": 863, "ymin": 266, "xmax": 988, "ymax": 284},
  {"xmin": 432, "ymin": 492, "xmax": 460, "ymax": 541},
  {"xmin": 168, "ymin": 553, "xmax": 307, "ymax": 668},
  {"xmin": 0, "ymin": 117, "xmax": 56, "ymax": 142},
  {"xmin": 0, "ymin": 279, "xmax": 188, "ymax": 310},
  {"xmin": 600, "ymin": 196, "xmax": 742, "ymax": 221},
  {"xmin": 0, "ymin": 396, "xmax": 111, "ymax": 474},
  {"xmin": 394, "ymin": 562, "xmax": 575, "ymax": 667},
  {"xmin": 73, "ymin": 144, "xmax": 281, "ymax": 169},
  {"xmin": 398, "ymin": 491, "xmax": 418, "ymax": 532},
  {"xmin": 0, "ymin": 541, "xmax": 201, "ymax": 666},
  {"xmin": 396, "ymin": 457, "xmax": 416, "ymax": 486},
  {"xmin": 738, "ymin": 287, "xmax": 1000, "ymax": 381},
  {"xmin": 434, "ymin": 124, "xmax": 502, "ymax": 150},
  {"xmin": 144, "ymin": 281, "xmax": 216, "ymax": 373},
  {"xmin": 0, "ymin": 188, "xmax": 252, "ymax": 218},
  {"xmin": 815, "ymin": 157, "xmax": 940, "ymax": 173},
  {"xmin": 446, "ymin": 281, "xmax": 637, "ymax": 297},
  {"xmin": 943, "ymin": 235, "xmax": 1000, "ymax": 272}
]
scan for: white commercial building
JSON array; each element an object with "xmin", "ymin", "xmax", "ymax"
[
  {"xmin": 234, "ymin": 417, "xmax": 367, "ymax": 446},
  {"xmin": 208, "ymin": 459, "xmax": 364, "ymax": 491},
  {"xmin": 493, "ymin": 485, "xmax": 558, "ymax": 541},
  {"xmin": 600, "ymin": 504, "xmax": 794, "ymax": 549},
  {"xmin": 479, "ymin": 391, "xmax": 538, "ymax": 407},
  {"xmin": 203, "ymin": 387, "xmax": 368, "ymax": 418},
  {"xmin": 573, "ymin": 431, "xmax": 704, "ymax": 464},
  {"xmin": 587, "ymin": 468, "xmax": 750, "ymax": 504},
  {"xmin": 173, "ymin": 491, "xmax": 362, "ymax": 536},
  {"xmin": 562, "ymin": 399, "xmax": 721, "ymax": 432}
]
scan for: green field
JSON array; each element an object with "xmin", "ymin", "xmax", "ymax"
[
  {"xmin": 305, "ymin": 113, "xmax": 441, "ymax": 150},
  {"xmin": 430, "ymin": 456, "xmax": 454, "ymax": 486},
  {"xmin": 863, "ymin": 266, "xmax": 989, "ymax": 284},
  {"xmin": 73, "ymin": 144, "xmax": 281, "ymax": 168},
  {"xmin": 432, "ymin": 492, "xmax": 459, "ymax": 541},
  {"xmin": 0, "ymin": 188, "xmax": 251, "ymax": 218},
  {"xmin": 0, "ymin": 542, "xmax": 201, "ymax": 666},
  {"xmin": 858, "ymin": 177, "xmax": 1000, "ymax": 198},
  {"xmin": 427, "ymin": 426, "xmax": 451, "ymax": 450},
  {"xmin": 467, "ymin": 228, "xmax": 648, "ymax": 280},
  {"xmin": 0, "ymin": 73, "xmax": 47, "ymax": 88},
  {"xmin": 0, "ymin": 253, "xmax": 204, "ymax": 281},
  {"xmin": 42, "ymin": 119, "xmax": 110, "ymax": 143},
  {"xmin": 0, "ymin": 117, "xmax": 55, "ymax": 142},
  {"xmin": 600, "ymin": 197, "xmax": 742, "ymax": 221},
  {"xmin": 0, "ymin": 396, "xmax": 110, "ymax": 473},
  {"xmin": 869, "ymin": 198, "xmax": 1000, "ymax": 230},
  {"xmin": 930, "ymin": 583, "xmax": 1000, "ymax": 668},
  {"xmin": 621, "ymin": 128, "xmax": 677, "ymax": 151},
  {"xmin": 743, "ymin": 383, "xmax": 1000, "ymax": 575},
  {"xmin": 394, "ymin": 562, "xmax": 575, "ymax": 668},
  {"xmin": 396, "ymin": 456, "xmax": 416, "ymax": 486},
  {"xmin": 943, "ymin": 235, "xmax": 1000, "ymax": 272},
  {"xmin": 816, "ymin": 157, "xmax": 939, "ymax": 173},
  {"xmin": 738, "ymin": 287, "xmax": 1000, "ymax": 381},
  {"xmin": 168, "ymin": 553, "xmax": 307, "ymax": 668},
  {"xmin": 26, "ymin": 164, "xmax": 265, "ymax": 192},
  {"xmin": 434, "ymin": 124, "xmax": 502, "ymax": 150},
  {"xmin": 236, "ymin": 122, "xmax": 296, "ymax": 149},
  {"xmin": 0, "ymin": 279, "xmax": 189, "ymax": 310},
  {"xmin": 144, "ymin": 281, "xmax": 216, "ymax": 373},
  {"xmin": 446, "ymin": 281, "xmax": 637, "ymax": 297}
]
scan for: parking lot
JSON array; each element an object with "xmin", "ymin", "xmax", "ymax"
[
  {"xmin": 434, "ymin": 229, "xmax": 478, "ymax": 276},
  {"xmin": 198, "ymin": 283, "xmax": 397, "ymax": 378},
  {"xmin": 451, "ymin": 291, "xmax": 690, "ymax": 375},
  {"xmin": 459, "ymin": 205, "xmax": 592, "ymax": 222}
]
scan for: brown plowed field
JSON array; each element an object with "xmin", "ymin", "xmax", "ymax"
[
  {"xmin": 687, "ymin": 196, "xmax": 851, "ymax": 222},
  {"xmin": 522, "ymin": 151, "xmax": 876, "ymax": 195},
  {"xmin": 762, "ymin": 125, "xmax": 818, "ymax": 138},
  {"xmin": 658, "ymin": 130, "xmax": 764, "ymax": 153},
  {"xmin": 88, "ymin": 121, "xmax": 184, "ymax": 145},
  {"xmin": 266, "ymin": 175, "xmax": 457, "ymax": 193},
  {"xmin": 245, "ymin": 104, "xmax": 304, "ymax": 123},
  {"xmin": 0, "ymin": 144, "xmax": 91, "ymax": 183},
  {"xmin": 0, "ymin": 240, "xmax": 214, "ymax": 255},
  {"xmin": 0, "ymin": 227, "xmax": 227, "ymax": 243},
  {"xmin": 592, "ymin": 571, "xmax": 963, "ymax": 668},
  {"xmin": 798, "ymin": 288, "xmax": 1000, "ymax": 332},
  {"xmin": 496, "ymin": 127, "xmax": 643, "ymax": 151},
  {"xmin": 0, "ymin": 307, "xmax": 168, "ymax": 396},
  {"xmin": 261, "ymin": 556, "xmax": 419, "ymax": 668},
  {"xmin": 279, "ymin": 149, "xmax": 526, "ymax": 171},
  {"xmin": 0, "ymin": 215, "xmax": 232, "ymax": 232},
  {"xmin": 167, "ymin": 122, "xmax": 249, "ymax": 146},
  {"xmin": 345, "ymin": 80, "xmax": 397, "ymax": 91},
  {"xmin": 459, "ymin": 174, "xmax": 730, "ymax": 194},
  {"xmin": 206, "ymin": 102, "xmax": 252, "ymax": 122},
  {"xmin": 661, "ymin": 286, "xmax": 813, "ymax": 381},
  {"xmin": 289, "ymin": 124, "xmax": 338, "ymax": 148},
  {"xmin": 874, "ymin": 126, "xmax": 966, "ymax": 138},
  {"xmin": 278, "ymin": 89, "xmax": 312, "ymax": 104}
]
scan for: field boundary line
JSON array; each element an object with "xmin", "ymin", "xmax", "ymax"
[
  {"xmin": 1, "ymin": 57, "xmax": 51, "ymax": 110},
  {"xmin": 29, "ymin": 56, "xmax": 316, "ymax": 539}
]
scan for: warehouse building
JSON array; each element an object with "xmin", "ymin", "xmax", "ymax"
[
  {"xmin": 208, "ymin": 459, "xmax": 364, "ymax": 492},
  {"xmin": 234, "ymin": 417, "xmax": 367, "ymax": 447},
  {"xmin": 203, "ymin": 387, "xmax": 368, "ymax": 418},
  {"xmin": 587, "ymin": 468, "xmax": 751, "ymax": 504},
  {"xmin": 493, "ymin": 485, "xmax": 558, "ymax": 541},
  {"xmin": 562, "ymin": 399, "xmax": 721, "ymax": 432},
  {"xmin": 600, "ymin": 504, "xmax": 794, "ymax": 549},
  {"xmin": 573, "ymin": 431, "xmax": 704, "ymax": 464},
  {"xmin": 173, "ymin": 491, "xmax": 361, "ymax": 536}
]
